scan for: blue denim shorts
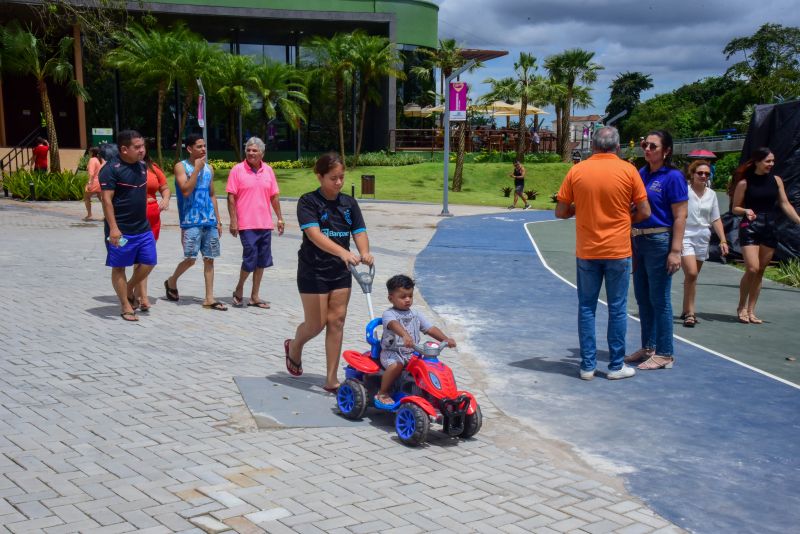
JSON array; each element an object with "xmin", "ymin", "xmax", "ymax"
[
  {"xmin": 182, "ymin": 226, "xmax": 220, "ymax": 259},
  {"xmin": 105, "ymin": 231, "xmax": 157, "ymax": 267}
]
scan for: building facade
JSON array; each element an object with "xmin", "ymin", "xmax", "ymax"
[{"xmin": 0, "ymin": 0, "xmax": 439, "ymax": 152}]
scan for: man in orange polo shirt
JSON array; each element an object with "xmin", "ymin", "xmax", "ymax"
[{"xmin": 556, "ymin": 126, "xmax": 651, "ymax": 381}]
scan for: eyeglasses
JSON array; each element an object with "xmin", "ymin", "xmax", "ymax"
[
  {"xmin": 695, "ymin": 171, "xmax": 711, "ymax": 176},
  {"xmin": 641, "ymin": 142, "xmax": 661, "ymax": 151}
]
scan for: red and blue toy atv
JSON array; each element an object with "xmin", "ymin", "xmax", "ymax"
[{"xmin": 335, "ymin": 266, "xmax": 482, "ymax": 446}]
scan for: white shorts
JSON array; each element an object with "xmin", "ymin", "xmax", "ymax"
[
  {"xmin": 380, "ymin": 349, "xmax": 410, "ymax": 370},
  {"xmin": 682, "ymin": 233, "xmax": 710, "ymax": 260}
]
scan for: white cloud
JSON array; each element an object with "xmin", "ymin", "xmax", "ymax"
[{"xmin": 428, "ymin": 0, "xmax": 800, "ymax": 115}]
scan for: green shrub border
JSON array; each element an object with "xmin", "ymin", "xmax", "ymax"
[{"xmin": 1, "ymin": 169, "xmax": 86, "ymax": 201}]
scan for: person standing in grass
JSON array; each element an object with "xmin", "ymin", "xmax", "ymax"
[
  {"xmin": 508, "ymin": 161, "xmax": 531, "ymax": 210},
  {"xmin": 164, "ymin": 134, "xmax": 227, "ymax": 311},
  {"xmin": 227, "ymin": 137, "xmax": 285, "ymax": 309}
]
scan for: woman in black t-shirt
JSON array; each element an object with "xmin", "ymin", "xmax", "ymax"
[
  {"xmin": 285, "ymin": 152, "xmax": 374, "ymax": 391},
  {"xmin": 730, "ymin": 147, "xmax": 800, "ymax": 324}
]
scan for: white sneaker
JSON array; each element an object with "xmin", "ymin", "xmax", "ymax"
[
  {"xmin": 579, "ymin": 368, "xmax": 595, "ymax": 380},
  {"xmin": 607, "ymin": 365, "xmax": 636, "ymax": 380}
]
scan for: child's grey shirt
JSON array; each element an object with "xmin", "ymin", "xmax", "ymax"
[{"xmin": 380, "ymin": 307, "xmax": 433, "ymax": 359}]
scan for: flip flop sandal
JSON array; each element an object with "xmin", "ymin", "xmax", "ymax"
[
  {"xmin": 247, "ymin": 301, "xmax": 271, "ymax": 309},
  {"xmin": 164, "ymin": 280, "xmax": 179, "ymax": 301},
  {"xmin": 231, "ymin": 292, "xmax": 244, "ymax": 307},
  {"xmin": 284, "ymin": 339, "xmax": 303, "ymax": 376},
  {"xmin": 683, "ymin": 314, "xmax": 697, "ymax": 327},
  {"xmin": 120, "ymin": 311, "xmax": 138, "ymax": 322},
  {"xmin": 138, "ymin": 303, "xmax": 151, "ymax": 313},
  {"xmin": 322, "ymin": 385, "xmax": 340, "ymax": 393},
  {"xmin": 202, "ymin": 301, "xmax": 228, "ymax": 311}
]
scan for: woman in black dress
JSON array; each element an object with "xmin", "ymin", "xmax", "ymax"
[
  {"xmin": 285, "ymin": 152, "xmax": 374, "ymax": 391},
  {"xmin": 730, "ymin": 147, "xmax": 800, "ymax": 323}
]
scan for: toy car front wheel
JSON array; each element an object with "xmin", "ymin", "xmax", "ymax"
[
  {"xmin": 337, "ymin": 379, "xmax": 368, "ymax": 420},
  {"xmin": 460, "ymin": 403, "xmax": 483, "ymax": 439},
  {"xmin": 395, "ymin": 404, "xmax": 429, "ymax": 446}
]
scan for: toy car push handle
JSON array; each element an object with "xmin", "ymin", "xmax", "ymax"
[
  {"xmin": 349, "ymin": 263, "xmax": 376, "ymax": 319},
  {"xmin": 413, "ymin": 340, "xmax": 448, "ymax": 358}
]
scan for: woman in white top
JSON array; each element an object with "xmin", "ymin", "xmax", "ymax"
[{"xmin": 681, "ymin": 160, "xmax": 729, "ymax": 327}]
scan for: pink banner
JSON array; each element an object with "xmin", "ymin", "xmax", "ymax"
[
  {"xmin": 449, "ymin": 82, "xmax": 468, "ymax": 121},
  {"xmin": 197, "ymin": 94, "xmax": 205, "ymax": 128}
]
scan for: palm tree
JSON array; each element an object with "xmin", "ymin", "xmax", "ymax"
[
  {"xmin": 545, "ymin": 49, "xmax": 603, "ymax": 162},
  {"xmin": 173, "ymin": 38, "xmax": 223, "ymax": 160},
  {"xmin": 105, "ymin": 23, "xmax": 190, "ymax": 163},
  {"xmin": 411, "ymin": 38, "xmax": 482, "ymax": 191},
  {"xmin": 214, "ymin": 53, "xmax": 256, "ymax": 160},
  {"xmin": 349, "ymin": 32, "xmax": 405, "ymax": 165},
  {"xmin": 480, "ymin": 76, "xmax": 517, "ymax": 129},
  {"xmin": 1, "ymin": 23, "xmax": 89, "ymax": 172},
  {"xmin": 251, "ymin": 59, "xmax": 308, "ymax": 140},
  {"xmin": 306, "ymin": 33, "xmax": 356, "ymax": 164}
]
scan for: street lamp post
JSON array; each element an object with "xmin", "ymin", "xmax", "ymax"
[{"xmin": 441, "ymin": 60, "xmax": 476, "ymax": 217}]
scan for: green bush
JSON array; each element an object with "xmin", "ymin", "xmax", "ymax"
[
  {"xmin": 472, "ymin": 150, "xmax": 561, "ymax": 164},
  {"xmin": 713, "ymin": 152, "xmax": 740, "ymax": 192},
  {"xmin": 208, "ymin": 152, "xmax": 423, "ymax": 170},
  {"xmin": 2, "ymin": 169, "xmax": 86, "ymax": 200}
]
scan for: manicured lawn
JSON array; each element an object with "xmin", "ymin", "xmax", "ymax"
[{"xmin": 209, "ymin": 162, "xmax": 572, "ymax": 209}]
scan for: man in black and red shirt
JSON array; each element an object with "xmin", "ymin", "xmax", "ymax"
[{"xmin": 100, "ymin": 130, "xmax": 157, "ymax": 322}]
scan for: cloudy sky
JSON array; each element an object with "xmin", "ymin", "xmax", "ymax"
[{"xmin": 430, "ymin": 0, "xmax": 800, "ymax": 122}]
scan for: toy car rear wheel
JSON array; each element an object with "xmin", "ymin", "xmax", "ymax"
[
  {"xmin": 337, "ymin": 379, "xmax": 367, "ymax": 420},
  {"xmin": 460, "ymin": 403, "xmax": 483, "ymax": 439},
  {"xmin": 395, "ymin": 404, "xmax": 429, "ymax": 446}
]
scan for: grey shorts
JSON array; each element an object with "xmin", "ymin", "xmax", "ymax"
[
  {"xmin": 182, "ymin": 226, "xmax": 220, "ymax": 259},
  {"xmin": 380, "ymin": 349, "xmax": 410, "ymax": 369}
]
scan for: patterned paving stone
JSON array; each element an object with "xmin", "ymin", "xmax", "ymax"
[{"xmin": 0, "ymin": 198, "xmax": 681, "ymax": 533}]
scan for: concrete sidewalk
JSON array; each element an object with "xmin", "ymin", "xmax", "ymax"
[{"xmin": 0, "ymin": 197, "xmax": 679, "ymax": 533}]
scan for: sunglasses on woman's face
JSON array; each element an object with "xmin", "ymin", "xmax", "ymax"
[
  {"xmin": 641, "ymin": 142, "xmax": 661, "ymax": 151},
  {"xmin": 695, "ymin": 171, "xmax": 710, "ymax": 177}
]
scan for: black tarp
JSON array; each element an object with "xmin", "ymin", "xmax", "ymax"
[{"xmin": 711, "ymin": 100, "xmax": 800, "ymax": 261}]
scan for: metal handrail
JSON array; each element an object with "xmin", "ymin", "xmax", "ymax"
[
  {"xmin": 673, "ymin": 133, "xmax": 747, "ymax": 144},
  {"xmin": 1, "ymin": 127, "xmax": 44, "ymax": 196}
]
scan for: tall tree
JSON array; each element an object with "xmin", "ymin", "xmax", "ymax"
[
  {"xmin": 1, "ymin": 23, "xmax": 89, "ymax": 172},
  {"xmin": 545, "ymin": 49, "xmax": 602, "ymax": 162},
  {"xmin": 724, "ymin": 23, "xmax": 800, "ymax": 103},
  {"xmin": 251, "ymin": 59, "xmax": 308, "ymax": 141},
  {"xmin": 214, "ymin": 53, "xmax": 256, "ymax": 160},
  {"xmin": 173, "ymin": 38, "xmax": 223, "ymax": 160},
  {"xmin": 480, "ymin": 76, "xmax": 517, "ymax": 129},
  {"xmin": 605, "ymin": 71, "xmax": 653, "ymax": 137},
  {"xmin": 350, "ymin": 32, "xmax": 405, "ymax": 165},
  {"xmin": 410, "ymin": 38, "xmax": 480, "ymax": 191},
  {"xmin": 105, "ymin": 23, "xmax": 190, "ymax": 163},
  {"xmin": 306, "ymin": 32, "xmax": 355, "ymax": 165}
]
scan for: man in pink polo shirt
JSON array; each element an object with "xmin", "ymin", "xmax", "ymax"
[{"xmin": 226, "ymin": 137, "xmax": 285, "ymax": 309}]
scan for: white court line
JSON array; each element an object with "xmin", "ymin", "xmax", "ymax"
[{"xmin": 523, "ymin": 219, "xmax": 800, "ymax": 391}]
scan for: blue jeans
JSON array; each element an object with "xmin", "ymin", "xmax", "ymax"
[
  {"xmin": 576, "ymin": 257, "xmax": 632, "ymax": 372},
  {"xmin": 632, "ymin": 233, "xmax": 674, "ymax": 356}
]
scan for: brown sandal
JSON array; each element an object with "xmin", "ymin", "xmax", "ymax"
[
  {"xmin": 683, "ymin": 314, "xmax": 697, "ymax": 327},
  {"xmin": 637, "ymin": 355, "xmax": 674, "ymax": 370}
]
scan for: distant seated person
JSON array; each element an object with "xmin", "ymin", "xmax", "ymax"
[
  {"xmin": 375, "ymin": 274, "xmax": 456, "ymax": 408},
  {"xmin": 29, "ymin": 137, "xmax": 49, "ymax": 173}
]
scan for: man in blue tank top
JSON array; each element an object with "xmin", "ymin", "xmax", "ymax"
[{"xmin": 164, "ymin": 134, "xmax": 227, "ymax": 310}]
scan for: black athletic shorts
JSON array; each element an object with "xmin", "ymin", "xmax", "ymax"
[
  {"xmin": 297, "ymin": 271, "xmax": 352, "ymax": 294},
  {"xmin": 739, "ymin": 212, "xmax": 778, "ymax": 249}
]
